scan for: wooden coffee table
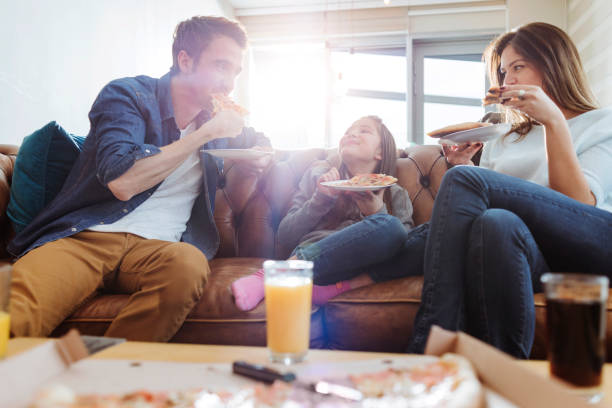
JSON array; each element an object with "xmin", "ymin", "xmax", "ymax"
[{"xmin": 7, "ymin": 338, "xmax": 612, "ymax": 405}]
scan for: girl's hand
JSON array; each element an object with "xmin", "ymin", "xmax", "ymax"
[
  {"xmin": 442, "ymin": 143, "xmax": 482, "ymax": 166},
  {"xmin": 317, "ymin": 167, "xmax": 341, "ymax": 197},
  {"xmin": 499, "ymin": 85, "xmax": 566, "ymax": 127},
  {"xmin": 347, "ymin": 189, "xmax": 385, "ymax": 216}
]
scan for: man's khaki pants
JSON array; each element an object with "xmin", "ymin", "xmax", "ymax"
[{"xmin": 10, "ymin": 231, "xmax": 210, "ymax": 341}]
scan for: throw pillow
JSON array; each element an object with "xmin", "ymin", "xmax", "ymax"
[{"xmin": 7, "ymin": 121, "xmax": 85, "ymax": 233}]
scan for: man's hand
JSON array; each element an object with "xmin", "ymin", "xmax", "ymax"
[
  {"xmin": 233, "ymin": 145, "xmax": 274, "ymax": 176},
  {"xmin": 198, "ymin": 109, "xmax": 244, "ymax": 144},
  {"xmin": 347, "ymin": 189, "xmax": 385, "ymax": 216}
]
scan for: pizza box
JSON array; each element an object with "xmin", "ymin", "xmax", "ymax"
[
  {"xmin": 425, "ymin": 326, "xmax": 594, "ymax": 408},
  {"xmin": 0, "ymin": 328, "xmax": 597, "ymax": 407}
]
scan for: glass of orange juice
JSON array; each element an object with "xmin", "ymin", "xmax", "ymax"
[
  {"xmin": 264, "ymin": 260, "xmax": 313, "ymax": 365},
  {"xmin": 0, "ymin": 265, "xmax": 10, "ymax": 359}
]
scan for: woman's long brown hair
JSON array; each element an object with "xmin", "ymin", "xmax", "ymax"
[
  {"xmin": 483, "ymin": 22, "xmax": 598, "ymax": 140},
  {"xmin": 338, "ymin": 115, "xmax": 397, "ymax": 214}
]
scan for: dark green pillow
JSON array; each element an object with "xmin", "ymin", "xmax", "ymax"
[{"xmin": 7, "ymin": 122, "xmax": 85, "ymax": 233}]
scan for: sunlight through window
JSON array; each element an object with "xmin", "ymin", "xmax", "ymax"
[{"xmin": 249, "ymin": 43, "xmax": 327, "ymax": 150}]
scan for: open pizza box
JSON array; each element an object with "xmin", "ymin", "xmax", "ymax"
[
  {"xmin": 0, "ymin": 327, "xmax": 596, "ymax": 407},
  {"xmin": 424, "ymin": 326, "xmax": 594, "ymax": 408}
]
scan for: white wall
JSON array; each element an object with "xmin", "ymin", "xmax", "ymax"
[
  {"xmin": 506, "ymin": 0, "xmax": 566, "ymax": 30},
  {"xmin": 567, "ymin": 0, "xmax": 612, "ymax": 107},
  {"xmin": 0, "ymin": 0, "xmax": 235, "ymax": 145}
]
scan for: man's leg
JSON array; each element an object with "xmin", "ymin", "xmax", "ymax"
[
  {"xmin": 10, "ymin": 231, "xmax": 125, "ymax": 337},
  {"xmin": 105, "ymin": 235, "xmax": 209, "ymax": 342}
]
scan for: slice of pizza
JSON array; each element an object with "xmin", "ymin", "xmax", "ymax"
[
  {"xmin": 482, "ymin": 86, "xmax": 511, "ymax": 106},
  {"xmin": 349, "ymin": 353, "xmax": 484, "ymax": 408},
  {"xmin": 344, "ymin": 174, "xmax": 398, "ymax": 187},
  {"xmin": 211, "ymin": 93, "xmax": 249, "ymax": 117},
  {"xmin": 31, "ymin": 384, "xmax": 290, "ymax": 408},
  {"xmin": 427, "ymin": 122, "xmax": 491, "ymax": 138}
]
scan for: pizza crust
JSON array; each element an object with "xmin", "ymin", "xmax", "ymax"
[
  {"xmin": 482, "ymin": 86, "xmax": 510, "ymax": 106},
  {"xmin": 427, "ymin": 122, "xmax": 491, "ymax": 138},
  {"xmin": 211, "ymin": 94, "xmax": 249, "ymax": 117}
]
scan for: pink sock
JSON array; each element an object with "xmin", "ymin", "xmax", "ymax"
[
  {"xmin": 312, "ymin": 281, "xmax": 352, "ymax": 305},
  {"xmin": 231, "ymin": 269, "xmax": 265, "ymax": 311}
]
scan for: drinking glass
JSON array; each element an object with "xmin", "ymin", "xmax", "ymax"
[
  {"xmin": 264, "ymin": 260, "xmax": 313, "ymax": 365},
  {"xmin": 541, "ymin": 273, "xmax": 608, "ymax": 404},
  {"xmin": 0, "ymin": 265, "xmax": 11, "ymax": 359}
]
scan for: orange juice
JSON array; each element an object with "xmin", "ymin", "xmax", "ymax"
[
  {"xmin": 0, "ymin": 311, "xmax": 9, "ymax": 358},
  {"xmin": 265, "ymin": 276, "xmax": 312, "ymax": 356}
]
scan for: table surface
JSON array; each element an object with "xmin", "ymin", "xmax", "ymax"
[{"xmin": 7, "ymin": 338, "xmax": 612, "ymax": 405}]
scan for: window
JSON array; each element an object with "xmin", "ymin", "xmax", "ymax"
[
  {"xmin": 247, "ymin": 36, "xmax": 494, "ymax": 149},
  {"xmin": 248, "ymin": 43, "xmax": 328, "ymax": 150},
  {"xmin": 413, "ymin": 39, "xmax": 493, "ymax": 145},
  {"xmin": 329, "ymin": 49, "xmax": 407, "ymax": 147}
]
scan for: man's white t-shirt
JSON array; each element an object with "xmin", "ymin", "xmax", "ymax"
[
  {"xmin": 89, "ymin": 122, "xmax": 203, "ymax": 241},
  {"xmin": 480, "ymin": 107, "xmax": 612, "ymax": 213}
]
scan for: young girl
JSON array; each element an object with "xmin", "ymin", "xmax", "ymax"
[
  {"xmin": 410, "ymin": 22, "xmax": 612, "ymax": 358},
  {"xmin": 231, "ymin": 116, "xmax": 418, "ymax": 311}
]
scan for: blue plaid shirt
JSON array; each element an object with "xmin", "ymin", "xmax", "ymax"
[{"xmin": 8, "ymin": 72, "xmax": 269, "ymax": 259}]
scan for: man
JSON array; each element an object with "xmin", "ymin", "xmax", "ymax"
[{"xmin": 8, "ymin": 16, "xmax": 271, "ymax": 341}]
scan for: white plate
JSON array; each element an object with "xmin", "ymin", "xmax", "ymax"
[
  {"xmin": 320, "ymin": 180, "xmax": 396, "ymax": 192},
  {"xmin": 437, "ymin": 123, "xmax": 511, "ymax": 145},
  {"xmin": 203, "ymin": 149, "xmax": 274, "ymax": 159}
]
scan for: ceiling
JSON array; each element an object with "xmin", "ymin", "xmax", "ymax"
[{"xmin": 228, "ymin": 0, "xmax": 494, "ymax": 16}]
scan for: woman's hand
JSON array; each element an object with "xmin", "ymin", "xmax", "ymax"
[
  {"xmin": 347, "ymin": 189, "xmax": 385, "ymax": 216},
  {"xmin": 442, "ymin": 143, "xmax": 482, "ymax": 166},
  {"xmin": 317, "ymin": 167, "xmax": 341, "ymax": 197},
  {"xmin": 499, "ymin": 85, "xmax": 566, "ymax": 127}
]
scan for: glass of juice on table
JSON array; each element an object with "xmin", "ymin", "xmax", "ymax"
[
  {"xmin": 0, "ymin": 265, "xmax": 10, "ymax": 358},
  {"xmin": 541, "ymin": 273, "xmax": 608, "ymax": 404},
  {"xmin": 264, "ymin": 260, "xmax": 313, "ymax": 365}
]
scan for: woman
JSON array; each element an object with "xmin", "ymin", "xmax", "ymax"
[
  {"xmin": 409, "ymin": 22, "xmax": 612, "ymax": 358},
  {"xmin": 231, "ymin": 116, "xmax": 427, "ymax": 311}
]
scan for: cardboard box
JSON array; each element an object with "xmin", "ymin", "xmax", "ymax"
[
  {"xmin": 0, "ymin": 328, "xmax": 598, "ymax": 407},
  {"xmin": 425, "ymin": 326, "xmax": 594, "ymax": 408}
]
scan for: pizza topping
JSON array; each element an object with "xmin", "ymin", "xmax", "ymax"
[
  {"xmin": 30, "ymin": 354, "xmax": 483, "ymax": 408},
  {"xmin": 210, "ymin": 93, "xmax": 249, "ymax": 117},
  {"xmin": 341, "ymin": 174, "xmax": 397, "ymax": 187},
  {"xmin": 349, "ymin": 354, "xmax": 482, "ymax": 407}
]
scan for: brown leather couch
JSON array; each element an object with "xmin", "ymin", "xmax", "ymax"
[{"xmin": 1, "ymin": 144, "xmax": 611, "ymax": 360}]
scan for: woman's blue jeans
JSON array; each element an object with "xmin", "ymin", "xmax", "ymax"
[
  {"xmin": 294, "ymin": 213, "xmax": 428, "ymax": 285},
  {"xmin": 410, "ymin": 166, "xmax": 612, "ymax": 358}
]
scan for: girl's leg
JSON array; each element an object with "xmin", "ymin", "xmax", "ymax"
[
  {"xmin": 311, "ymin": 222, "xmax": 429, "ymax": 304},
  {"xmin": 464, "ymin": 209, "xmax": 549, "ymax": 358},
  {"xmin": 231, "ymin": 213, "xmax": 407, "ymax": 311},
  {"xmin": 409, "ymin": 166, "xmax": 612, "ymax": 353},
  {"xmin": 296, "ymin": 213, "xmax": 408, "ymax": 285}
]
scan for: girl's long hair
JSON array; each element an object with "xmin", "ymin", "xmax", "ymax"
[
  {"xmin": 338, "ymin": 115, "xmax": 397, "ymax": 213},
  {"xmin": 483, "ymin": 22, "xmax": 598, "ymax": 140}
]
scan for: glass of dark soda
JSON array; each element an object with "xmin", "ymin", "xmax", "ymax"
[{"xmin": 541, "ymin": 273, "xmax": 608, "ymax": 404}]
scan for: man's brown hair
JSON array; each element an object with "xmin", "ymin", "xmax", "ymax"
[
  {"xmin": 171, "ymin": 16, "xmax": 247, "ymax": 74},
  {"xmin": 484, "ymin": 22, "xmax": 598, "ymax": 140}
]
